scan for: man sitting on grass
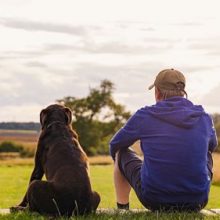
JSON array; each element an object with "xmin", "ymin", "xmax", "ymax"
[{"xmin": 110, "ymin": 68, "xmax": 218, "ymax": 212}]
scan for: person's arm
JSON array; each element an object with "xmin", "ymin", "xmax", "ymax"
[{"xmin": 110, "ymin": 109, "xmax": 144, "ymax": 160}]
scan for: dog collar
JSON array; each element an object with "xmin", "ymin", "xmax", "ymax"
[{"xmin": 46, "ymin": 121, "xmax": 66, "ymax": 129}]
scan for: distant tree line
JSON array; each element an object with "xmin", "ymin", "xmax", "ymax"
[{"xmin": 0, "ymin": 122, "xmax": 40, "ymax": 131}]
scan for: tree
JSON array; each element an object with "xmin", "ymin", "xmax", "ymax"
[
  {"xmin": 212, "ymin": 113, "xmax": 220, "ymax": 152},
  {"xmin": 57, "ymin": 80, "xmax": 131, "ymax": 155}
]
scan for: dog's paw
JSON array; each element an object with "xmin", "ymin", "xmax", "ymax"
[{"xmin": 10, "ymin": 206, "xmax": 27, "ymax": 213}]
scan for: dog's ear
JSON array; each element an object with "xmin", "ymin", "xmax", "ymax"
[
  {"xmin": 64, "ymin": 107, "xmax": 72, "ymax": 125},
  {"xmin": 40, "ymin": 109, "xmax": 48, "ymax": 128}
]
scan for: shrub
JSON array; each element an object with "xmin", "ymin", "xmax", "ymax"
[
  {"xmin": 215, "ymin": 138, "xmax": 220, "ymax": 153},
  {"xmin": 0, "ymin": 141, "xmax": 34, "ymax": 157},
  {"xmin": 0, "ymin": 141, "xmax": 23, "ymax": 153}
]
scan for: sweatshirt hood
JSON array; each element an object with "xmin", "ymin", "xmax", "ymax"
[{"xmin": 147, "ymin": 97, "xmax": 205, "ymax": 128}]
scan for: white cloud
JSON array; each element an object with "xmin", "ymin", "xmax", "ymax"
[
  {"xmin": 0, "ymin": 104, "xmax": 43, "ymax": 122},
  {"xmin": 0, "ymin": 0, "xmax": 220, "ymax": 121},
  {"xmin": 0, "ymin": 17, "xmax": 87, "ymax": 36}
]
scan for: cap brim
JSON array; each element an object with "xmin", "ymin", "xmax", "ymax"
[{"xmin": 148, "ymin": 84, "xmax": 155, "ymax": 90}]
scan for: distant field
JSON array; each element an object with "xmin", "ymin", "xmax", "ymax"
[
  {"xmin": 212, "ymin": 154, "xmax": 220, "ymax": 184},
  {"xmin": 0, "ymin": 129, "xmax": 38, "ymax": 144},
  {"xmin": 0, "ymin": 129, "xmax": 220, "ymax": 184},
  {"xmin": 0, "ymin": 130, "xmax": 38, "ymax": 156}
]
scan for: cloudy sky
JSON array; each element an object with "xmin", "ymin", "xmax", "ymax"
[{"xmin": 0, "ymin": 0, "xmax": 220, "ymax": 122}]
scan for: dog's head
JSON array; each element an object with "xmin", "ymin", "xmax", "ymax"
[{"xmin": 40, "ymin": 104, "xmax": 72, "ymax": 129}]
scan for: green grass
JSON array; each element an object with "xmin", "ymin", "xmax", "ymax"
[
  {"xmin": 1, "ymin": 211, "xmax": 220, "ymax": 220},
  {"xmin": 0, "ymin": 165, "xmax": 220, "ymax": 219},
  {"xmin": 0, "ymin": 165, "xmax": 142, "ymax": 209},
  {"xmin": 1, "ymin": 210, "xmax": 220, "ymax": 220}
]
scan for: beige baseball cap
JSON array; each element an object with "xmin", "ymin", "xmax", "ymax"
[{"xmin": 148, "ymin": 68, "xmax": 186, "ymax": 90}]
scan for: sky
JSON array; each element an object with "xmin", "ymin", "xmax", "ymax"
[{"xmin": 0, "ymin": 0, "xmax": 220, "ymax": 122}]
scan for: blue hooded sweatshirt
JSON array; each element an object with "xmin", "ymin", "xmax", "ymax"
[{"xmin": 110, "ymin": 97, "xmax": 217, "ymax": 204}]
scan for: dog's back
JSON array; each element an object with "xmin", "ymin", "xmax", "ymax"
[{"xmin": 20, "ymin": 104, "xmax": 100, "ymax": 216}]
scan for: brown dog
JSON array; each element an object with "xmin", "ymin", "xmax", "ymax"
[{"xmin": 11, "ymin": 104, "xmax": 100, "ymax": 216}]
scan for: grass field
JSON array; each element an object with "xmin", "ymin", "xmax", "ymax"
[
  {"xmin": 0, "ymin": 165, "xmax": 139, "ymax": 209},
  {"xmin": 0, "ymin": 165, "xmax": 220, "ymax": 220},
  {"xmin": 0, "ymin": 130, "xmax": 38, "ymax": 144}
]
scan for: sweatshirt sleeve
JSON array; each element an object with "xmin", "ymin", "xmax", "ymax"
[{"xmin": 109, "ymin": 110, "xmax": 143, "ymax": 160}]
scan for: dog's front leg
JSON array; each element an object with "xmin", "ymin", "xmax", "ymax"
[
  {"xmin": 11, "ymin": 142, "xmax": 45, "ymax": 210},
  {"xmin": 17, "ymin": 161, "xmax": 44, "ymax": 208}
]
